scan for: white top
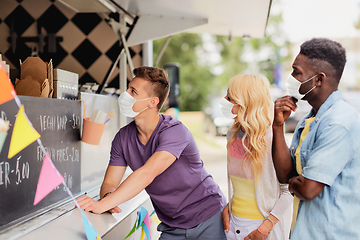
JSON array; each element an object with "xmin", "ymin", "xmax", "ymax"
[{"xmin": 227, "ymin": 128, "xmax": 293, "ymax": 240}]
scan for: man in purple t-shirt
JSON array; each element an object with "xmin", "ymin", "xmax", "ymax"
[{"xmin": 77, "ymin": 66, "xmax": 226, "ymax": 239}]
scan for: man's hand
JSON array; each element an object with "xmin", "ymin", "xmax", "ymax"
[
  {"xmin": 274, "ymin": 96, "xmax": 298, "ymax": 127},
  {"xmin": 288, "ymin": 176, "xmax": 296, "ymax": 196},
  {"xmin": 101, "ymin": 192, "xmax": 122, "ymax": 213},
  {"xmin": 222, "ymin": 203, "xmax": 230, "ymax": 232},
  {"xmin": 107, "ymin": 206, "xmax": 121, "ymax": 214},
  {"xmin": 76, "ymin": 195, "xmax": 121, "ymax": 214}
]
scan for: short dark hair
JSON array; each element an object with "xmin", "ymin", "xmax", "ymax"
[
  {"xmin": 300, "ymin": 38, "xmax": 346, "ymax": 81},
  {"xmin": 133, "ymin": 66, "xmax": 170, "ymax": 110}
]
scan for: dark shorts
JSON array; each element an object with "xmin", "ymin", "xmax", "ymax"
[{"xmin": 157, "ymin": 210, "xmax": 226, "ymax": 240}]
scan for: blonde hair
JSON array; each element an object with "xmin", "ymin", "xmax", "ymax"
[{"xmin": 227, "ymin": 74, "xmax": 274, "ymax": 180}]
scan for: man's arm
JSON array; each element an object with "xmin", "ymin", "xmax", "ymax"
[
  {"xmin": 103, "ymin": 150, "xmax": 176, "ymax": 207},
  {"xmin": 98, "ymin": 166, "xmax": 126, "ymax": 213},
  {"xmin": 76, "ymin": 165, "xmax": 126, "ymax": 214},
  {"xmin": 289, "ymin": 175, "xmax": 325, "ymax": 200},
  {"xmin": 100, "ymin": 165, "xmax": 127, "ymax": 199},
  {"xmin": 77, "ymin": 150, "xmax": 176, "ymax": 214},
  {"xmin": 289, "ymin": 124, "xmax": 351, "ymax": 200},
  {"xmin": 272, "ymin": 96, "xmax": 298, "ymax": 183}
]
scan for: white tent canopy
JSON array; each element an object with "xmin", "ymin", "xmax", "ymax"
[{"xmin": 58, "ymin": 0, "xmax": 272, "ymax": 46}]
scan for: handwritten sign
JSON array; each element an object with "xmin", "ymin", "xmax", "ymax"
[{"xmin": 0, "ymin": 96, "xmax": 81, "ymax": 230}]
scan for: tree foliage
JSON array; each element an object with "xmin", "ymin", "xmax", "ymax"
[
  {"xmin": 213, "ymin": 36, "xmax": 247, "ymax": 90},
  {"xmin": 215, "ymin": 12, "xmax": 291, "ymax": 92},
  {"xmin": 153, "ymin": 6, "xmax": 290, "ymax": 111},
  {"xmin": 153, "ymin": 33, "xmax": 216, "ymax": 111}
]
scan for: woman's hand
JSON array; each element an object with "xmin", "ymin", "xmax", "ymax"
[
  {"xmin": 243, "ymin": 228, "xmax": 267, "ymax": 240},
  {"xmin": 222, "ymin": 203, "xmax": 230, "ymax": 232}
]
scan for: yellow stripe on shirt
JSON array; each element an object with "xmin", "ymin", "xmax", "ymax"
[
  {"xmin": 291, "ymin": 117, "xmax": 315, "ymax": 233},
  {"xmin": 229, "ymin": 175, "xmax": 264, "ymax": 220}
]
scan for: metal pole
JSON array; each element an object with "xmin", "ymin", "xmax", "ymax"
[
  {"xmin": 106, "ymin": 49, "xmax": 124, "ymax": 85},
  {"xmin": 108, "ymin": 0, "xmax": 135, "ymax": 20},
  {"xmin": 96, "ymin": 48, "xmax": 124, "ymax": 94},
  {"xmin": 119, "ymin": 49, "xmax": 128, "ymax": 128},
  {"xmin": 96, "ymin": 16, "xmax": 139, "ymax": 94},
  {"xmin": 154, "ymin": 36, "xmax": 172, "ymax": 66},
  {"xmin": 119, "ymin": 29, "xmax": 135, "ymax": 79}
]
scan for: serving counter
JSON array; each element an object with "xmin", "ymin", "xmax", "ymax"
[
  {"xmin": 1, "ymin": 187, "xmax": 158, "ymax": 240},
  {"xmin": 0, "ymin": 93, "xmax": 160, "ymax": 239}
]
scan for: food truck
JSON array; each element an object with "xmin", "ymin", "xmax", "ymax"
[{"xmin": 0, "ymin": 0, "xmax": 272, "ymax": 239}]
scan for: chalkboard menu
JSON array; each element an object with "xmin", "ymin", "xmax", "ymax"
[{"xmin": 0, "ymin": 96, "xmax": 81, "ymax": 230}]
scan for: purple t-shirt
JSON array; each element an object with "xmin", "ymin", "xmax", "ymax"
[{"xmin": 109, "ymin": 114, "xmax": 226, "ymax": 229}]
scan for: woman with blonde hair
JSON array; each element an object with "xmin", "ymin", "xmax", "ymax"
[{"xmin": 220, "ymin": 74, "xmax": 293, "ymax": 240}]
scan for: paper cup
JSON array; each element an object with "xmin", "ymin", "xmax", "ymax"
[
  {"xmin": 81, "ymin": 118, "xmax": 106, "ymax": 145},
  {"xmin": 0, "ymin": 132, "xmax": 7, "ymax": 154}
]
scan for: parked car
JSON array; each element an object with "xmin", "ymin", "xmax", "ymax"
[{"xmin": 203, "ymin": 97, "xmax": 234, "ymax": 136}]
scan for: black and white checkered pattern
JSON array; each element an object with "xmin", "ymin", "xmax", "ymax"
[{"xmin": 0, "ymin": 0, "xmax": 143, "ymax": 88}]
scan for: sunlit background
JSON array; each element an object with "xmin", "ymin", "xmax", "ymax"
[
  {"xmin": 1, "ymin": 1, "xmax": 359, "ymax": 235},
  {"xmin": 154, "ymin": 0, "xmax": 360, "ymax": 113},
  {"xmin": 154, "ymin": 0, "xmax": 360, "ymax": 198}
]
